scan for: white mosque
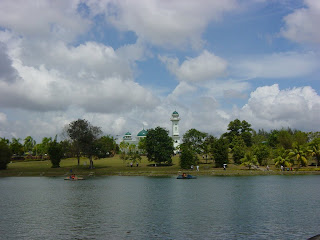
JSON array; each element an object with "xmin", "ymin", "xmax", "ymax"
[{"xmin": 122, "ymin": 111, "xmax": 181, "ymax": 151}]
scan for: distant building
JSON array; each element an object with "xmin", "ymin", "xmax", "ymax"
[
  {"xmin": 170, "ymin": 111, "xmax": 181, "ymax": 151},
  {"xmin": 121, "ymin": 111, "xmax": 181, "ymax": 152}
]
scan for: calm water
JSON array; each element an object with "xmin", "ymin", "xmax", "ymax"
[{"xmin": 0, "ymin": 176, "xmax": 319, "ymax": 240}]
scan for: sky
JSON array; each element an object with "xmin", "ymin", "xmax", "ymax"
[{"xmin": 0, "ymin": 0, "xmax": 319, "ymax": 142}]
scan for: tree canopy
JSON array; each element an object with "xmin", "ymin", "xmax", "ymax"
[{"xmin": 145, "ymin": 127, "xmax": 174, "ymax": 165}]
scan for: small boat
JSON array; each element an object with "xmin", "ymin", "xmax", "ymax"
[
  {"xmin": 177, "ymin": 174, "xmax": 197, "ymax": 179},
  {"xmin": 64, "ymin": 175, "xmax": 84, "ymax": 180}
]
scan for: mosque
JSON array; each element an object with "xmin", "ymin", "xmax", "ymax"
[{"xmin": 122, "ymin": 111, "xmax": 181, "ymax": 150}]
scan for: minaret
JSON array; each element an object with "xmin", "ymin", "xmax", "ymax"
[{"xmin": 170, "ymin": 111, "xmax": 180, "ymax": 151}]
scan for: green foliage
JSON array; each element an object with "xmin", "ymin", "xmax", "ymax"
[
  {"xmin": 241, "ymin": 152, "xmax": 258, "ymax": 170},
  {"xmin": 145, "ymin": 126, "xmax": 174, "ymax": 165},
  {"xmin": 66, "ymin": 119, "xmax": 102, "ymax": 168},
  {"xmin": 252, "ymin": 144, "xmax": 270, "ymax": 166},
  {"xmin": 10, "ymin": 138, "xmax": 24, "ymax": 156},
  {"xmin": 226, "ymin": 119, "xmax": 253, "ymax": 147},
  {"xmin": 138, "ymin": 137, "xmax": 147, "ymax": 154},
  {"xmin": 0, "ymin": 140, "xmax": 12, "ymax": 170},
  {"xmin": 182, "ymin": 128, "xmax": 208, "ymax": 154},
  {"xmin": 211, "ymin": 137, "xmax": 229, "ymax": 167},
  {"xmin": 289, "ymin": 143, "xmax": 308, "ymax": 168},
  {"xmin": 308, "ymin": 139, "xmax": 320, "ymax": 165},
  {"xmin": 95, "ymin": 135, "xmax": 117, "ymax": 158},
  {"xmin": 36, "ymin": 137, "xmax": 52, "ymax": 155},
  {"xmin": 47, "ymin": 139, "xmax": 64, "ymax": 168},
  {"xmin": 179, "ymin": 144, "xmax": 198, "ymax": 169},
  {"xmin": 274, "ymin": 148, "xmax": 292, "ymax": 168},
  {"xmin": 277, "ymin": 130, "xmax": 293, "ymax": 149},
  {"xmin": 23, "ymin": 136, "xmax": 36, "ymax": 154},
  {"xmin": 231, "ymin": 136, "xmax": 246, "ymax": 164}
]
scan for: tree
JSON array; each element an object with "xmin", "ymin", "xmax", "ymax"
[
  {"xmin": 211, "ymin": 137, "xmax": 229, "ymax": 167},
  {"xmin": 48, "ymin": 138, "xmax": 64, "ymax": 168},
  {"xmin": 10, "ymin": 138, "xmax": 24, "ymax": 156},
  {"xmin": 66, "ymin": 119, "xmax": 102, "ymax": 168},
  {"xmin": 0, "ymin": 140, "xmax": 12, "ymax": 170},
  {"xmin": 289, "ymin": 143, "xmax": 308, "ymax": 168},
  {"xmin": 225, "ymin": 119, "xmax": 253, "ymax": 147},
  {"xmin": 241, "ymin": 152, "xmax": 258, "ymax": 170},
  {"xmin": 274, "ymin": 148, "xmax": 292, "ymax": 169},
  {"xmin": 278, "ymin": 129, "xmax": 293, "ymax": 149},
  {"xmin": 252, "ymin": 144, "xmax": 270, "ymax": 166},
  {"xmin": 36, "ymin": 137, "xmax": 52, "ymax": 156},
  {"xmin": 23, "ymin": 136, "xmax": 36, "ymax": 154},
  {"xmin": 308, "ymin": 140, "xmax": 320, "ymax": 166},
  {"xmin": 145, "ymin": 127, "xmax": 174, "ymax": 165},
  {"xmin": 202, "ymin": 135, "xmax": 216, "ymax": 163},
  {"xmin": 182, "ymin": 128, "xmax": 208, "ymax": 154},
  {"xmin": 138, "ymin": 137, "xmax": 147, "ymax": 154},
  {"xmin": 179, "ymin": 144, "xmax": 198, "ymax": 169},
  {"xmin": 231, "ymin": 136, "xmax": 246, "ymax": 164},
  {"xmin": 95, "ymin": 135, "xmax": 117, "ymax": 158}
]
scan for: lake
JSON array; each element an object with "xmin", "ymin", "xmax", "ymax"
[{"xmin": 0, "ymin": 175, "xmax": 319, "ymax": 240}]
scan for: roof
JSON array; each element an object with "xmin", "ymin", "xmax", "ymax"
[
  {"xmin": 124, "ymin": 132, "xmax": 132, "ymax": 136},
  {"xmin": 172, "ymin": 111, "xmax": 179, "ymax": 115},
  {"xmin": 137, "ymin": 129, "xmax": 148, "ymax": 137}
]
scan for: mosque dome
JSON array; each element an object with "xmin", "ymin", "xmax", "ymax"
[
  {"xmin": 172, "ymin": 111, "xmax": 179, "ymax": 116},
  {"xmin": 137, "ymin": 129, "xmax": 148, "ymax": 137}
]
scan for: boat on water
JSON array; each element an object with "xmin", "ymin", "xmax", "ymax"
[
  {"xmin": 177, "ymin": 173, "xmax": 197, "ymax": 179},
  {"xmin": 64, "ymin": 175, "xmax": 84, "ymax": 180}
]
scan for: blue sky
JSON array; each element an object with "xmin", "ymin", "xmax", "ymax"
[{"xmin": 0, "ymin": 0, "xmax": 319, "ymax": 142}]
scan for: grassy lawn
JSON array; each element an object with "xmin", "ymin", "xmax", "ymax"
[{"xmin": 1, "ymin": 154, "xmax": 320, "ymax": 177}]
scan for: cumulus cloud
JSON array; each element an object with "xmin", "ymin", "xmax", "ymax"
[
  {"xmin": 281, "ymin": 0, "xmax": 320, "ymax": 44},
  {"xmin": 160, "ymin": 51, "xmax": 228, "ymax": 82},
  {"xmin": 0, "ymin": 42, "xmax": 19, "ymax": 83},
  {"xmin": 237, "ymin": 84, "xmax": 320, "ymax": 131},
  {"xmin": 233, "ymin": 51, "xmax": 319, "ymax": 79},
  {"xmin": 86, "ymin": 0, "xmax": 238, "ymax": 49},
  {"xmin": 0, "ymin": 0, "xmax": 90, "ymax": 41}
]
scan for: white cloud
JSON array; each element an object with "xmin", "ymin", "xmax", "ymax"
[
  {"xmin": 91, "ymin": 0, "xmax": 238, "ymax": 49},
  {"xmin": 281, "ymin": 0, "xmax": 320, "ymax": 44},
  {"xmin": 233, "ymin": 51, "xmax": 319, "ymax": 79},
  {"xmin": 0, "ymin": 0, "xmax": 90, "ymax": 41},
  {"xmin": 160, "ymin": 51, "xmax": 228, "ymax": 82},
  {"xmin": 238, "ymin": 84, "xmax": 320, "ymax": 131}
]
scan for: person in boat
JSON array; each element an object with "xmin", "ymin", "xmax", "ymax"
[
  {"xmin": 70, "ymin": 174, "xmax": 75, "ymax": 180},
  {"xmin": 182, "ymin": 173, "xmax": 187, "ymax": 178}
]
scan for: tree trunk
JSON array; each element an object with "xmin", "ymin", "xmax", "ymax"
[
  {"xmin": 77, "ymin": 154, "xmax": 80, "ymax": 166},
  {"xmin": 89, "ymin": 156, "xmax": 94, "ymax": 169}
]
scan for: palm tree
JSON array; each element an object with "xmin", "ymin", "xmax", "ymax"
[
  {"xmin": 241, "ymin": 152, "xmax": 258, "ymax": 170},
  {"xmin": 288, "ymin": 143, "xmax": 308, "ymax": 169},
  {"xmin": 308, "ymin": 143, "xmax": 320, "ymax": 166},
  {"xmin": 274, "ymin": 147, "xmax": 292, "ymax": 169}
]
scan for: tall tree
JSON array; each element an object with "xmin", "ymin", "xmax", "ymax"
[
  {"xmin": 211, "ymin": 137, "xmax": 229, "ymax": 167},
  {"xmin": 179, "ymin": 144, "xmax": 198, "ymax": 169},
  {"xmin": 252, "ymin": 144, "xmax": 270, "ymax": 166},
  {"xmin": 145, "ymin": 127, "xmax": 174, "ymax": 165},
  {"xmin": 231, "ymin": 136, "xmax": 246, "ymax": 164},
  {"xmin": 23, "ymin": 136, "xmax": 36, "ymax": 154},
  {"xmin": 66, "ymin": 119, "xmax": 102, "ymax": 168},
  {"xmin": 226, "ymin": 119, "xmax": 253, "ymax": 147},
  {"xmin": 0, "ymin": 139, "xmax": 12, "ymax": 170},
  {"xmin": 10, "ymin": 138, "xmax": 24, "ymax": 156},
  {"xmin": 308, "ymin": 140, "xmax": 320, "ymax": 166},
  {"xmin": 182, "ymin": 128, "xmax": 208, "ymax": 154},
  {"xmin": 289, "ymin": 143, "xmax": 308, "ymax": 168}
]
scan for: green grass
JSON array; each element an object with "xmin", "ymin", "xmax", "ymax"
[{"xmin": 1, "ymin": 155, "xmax": 320, "ymax": 177}]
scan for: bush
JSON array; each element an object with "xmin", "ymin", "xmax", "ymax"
[
  {"xmin": 179, "ymin": 145, "xmax": 198, "ymax": 169},
  {"xmin": 0, "ymin": 142, "xmax": 12, "ymax": 170},
  {"xmin": 48, "ymin": 140, "xmax": 64, "ymax": 168}
]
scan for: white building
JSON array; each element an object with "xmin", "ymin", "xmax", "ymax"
[{"xmin": 170, "ymin": 111, "xmax": 181, "ymax": 151}]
